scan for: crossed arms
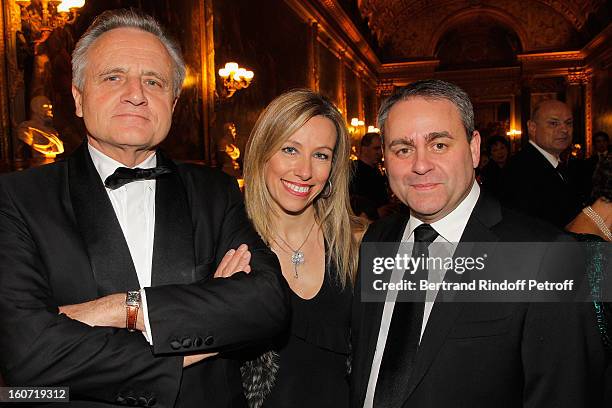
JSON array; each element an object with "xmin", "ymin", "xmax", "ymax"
[{"xmin": 0, "ymin": 175, "xmax": 289, "ymax": 407}]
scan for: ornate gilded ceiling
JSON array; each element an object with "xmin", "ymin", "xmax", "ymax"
[{"xmin": 358, "ymin": 0, "xmax": 606, "ymax": 60}]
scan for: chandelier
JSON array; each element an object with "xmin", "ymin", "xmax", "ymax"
[{"xmin": 16, "ymin": 0, "xmax": 86, "ymax": 31}]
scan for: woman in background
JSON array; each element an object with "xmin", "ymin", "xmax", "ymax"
[
  {"xmin": 241, "ymin": 89, "xmax": 363, "ymax": 407},
  {"xmin": 566, "ymin": 155, "xmax": 611, "ymax": 404},
  {"xmin": 480, "ymin": 135, "xmax": 510, "ymax": 198}
]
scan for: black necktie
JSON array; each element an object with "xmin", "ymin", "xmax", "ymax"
[
  {"xmin": 104, "ymin": 166, "xmax": 172, "ymax": 190},
  {"xmin": 374, "ymin": 223, "xmax": 439, "ymax": 407},
  {"xmin": 556, "ymin": 161, "xmax": 567, "ymax": 183}
]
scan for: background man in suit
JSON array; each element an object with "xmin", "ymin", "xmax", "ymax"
[
  {"xmin": 351, "ymin": 80, "xmax": 603, "ymax": 408},
  {"xmin": 0, "ymin": 9, "xmax": 289, "ymax": 407},
  {"xmin": 579, "ymin": 131, "xmax": 610, "ymax": 199},
  {"xmin": 502, "ymin": 99, "xmax": 582, "ymax": 228},
  {"xmin": 350, "ymin": 132, "xmax": 391, "ymax": 221}
]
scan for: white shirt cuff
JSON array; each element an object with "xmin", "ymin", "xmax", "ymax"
[{"xmin": 140, "ymin": 288, "xmax": 154, "ymax": 345}]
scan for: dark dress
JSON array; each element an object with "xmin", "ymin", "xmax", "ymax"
[
  {"xmin": 479, "ymin": 160, "xmax": 506, "ymax": 199},
  {"xmin": 264, "ymin": 262, "xmax": 352, "ymax": 407},
  {"xmin": 570, "ymin": 232, "xmax": 611, "ymax": 404}
]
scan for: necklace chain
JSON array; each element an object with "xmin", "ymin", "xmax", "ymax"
[
  {"xmin": 273, "ymin": 220, "xmax": 317, "ymax": 278},
  {"xmin": 583, "ymin": 206, "xmax": 612, "ymax": 241}
]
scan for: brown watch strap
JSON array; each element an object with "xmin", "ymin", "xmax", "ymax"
[
  {"xmin": 125, "ymin": 291, "xmax": 141, "ymax": 332},
  {"xmin": 126, "ymin": 304, "xmax": 139, "ymax": 332}
]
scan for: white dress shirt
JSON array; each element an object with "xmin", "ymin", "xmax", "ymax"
[
  {"xmin": 88, "ymin": 144, "xmax": 155, "ymax": 343},
  {"xmin": 363, "ymin": 181, "xmax": 481, "ymax": 408}
]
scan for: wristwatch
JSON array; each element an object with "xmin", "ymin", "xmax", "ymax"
[{"xmin": 125, "ymin": 291, "xmax": 141, "ymax": 332}]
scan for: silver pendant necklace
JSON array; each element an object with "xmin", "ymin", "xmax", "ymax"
[{"xmin": 273, "ymin": 220, "xmax": 317, "ymax": 278}]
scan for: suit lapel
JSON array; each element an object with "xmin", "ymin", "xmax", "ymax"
[
  {"xmin": 150, "ymin": 151, "xmax": 195, "ymax": 286},
  {"xmin": 525, "ymin": 143, "xmax": 565, "ymax": 185},
  {"xmin": 68, "ymin": 143, "xmax": 140, "ymax": 295},
  {"xmin": 401, "ymin": 192, "xmax": 502, "ymax": 402}
]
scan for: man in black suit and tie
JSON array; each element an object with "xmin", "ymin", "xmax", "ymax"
[
  {"xmin": 502, "ymin": 99, "xmax": 582, "ymax": 228},
  {"xmin": 0, "ymin": 9, "xmax": 289, "ymax": 407},
  {"xmin": 350, "ymin": 80, "xmax": 604, "ymax": 407}
]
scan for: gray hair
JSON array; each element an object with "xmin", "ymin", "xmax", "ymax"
[
  {"xmin": 377, "ymin": 79, "xmax": 475, "ymax": 142},
  {"xmin": 72, "ymin": 8, "xmax": 186, "ymax": 97}
]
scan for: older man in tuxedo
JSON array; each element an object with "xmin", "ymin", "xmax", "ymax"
[
  {"xmin": 502, "ymin": 99, "xmax": 582, "ymax": 228},
  {"xmin": 0, "ymin": 9, "xmax": 288, "ymax": 408},
  {"xmin": 351, "ymin": 80, "xmax": 604, "ymax": 408}
]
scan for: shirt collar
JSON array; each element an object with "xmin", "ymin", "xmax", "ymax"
[
  {"xmin": 529, "ymin": 140, "xmax": 559, "ymax": 168},
  {"xmin": 88, "ymin": 144, "xmax": 157, "ymax": 186},
  {"xmin": 405, "ymin": 181, "xmax": 481, "ymax": 243}
]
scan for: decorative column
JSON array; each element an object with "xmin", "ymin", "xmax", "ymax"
[
  {"xmin": 337, "ymin": 49, "xmax": 346, "ymax": 119},
  {"xmin": 356, "ymin": 71, "xmax": 364, "ymax": 123},
  {"xmin": 306, "ymin": 21, "xmax": 319, "ymax": 91},
  {"xmin": 1, "ymin": 0, "xmax": 26, "ymax": 162},
  {"xmin": 584, "ymin": 74, "xmax": 593, "ymax": 158},
  {"xmin": 566, "ymin": 67, "xmax": 593, "ymax": 157},
  {"xmin": 375, "ymin": 80, "xmax": 393, "ymax": 125},
  {"xmin": 376, "ymin": 80, "xmax": 394, "ymax": 98},
  {"xmin": 0, "ymin": 2, "xmax": 10, "ymax": 161},
  {"xmin": 199, "ymin": 0, "xmax": 216, "ymax": 165}
]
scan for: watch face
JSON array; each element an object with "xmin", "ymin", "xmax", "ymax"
[{"xmin": 126, "ymin": 291, "xmax": 141, "ymax": 305}]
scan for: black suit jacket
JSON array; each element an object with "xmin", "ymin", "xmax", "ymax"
[
  {"xmin": 350, "ymin": 160, "xmax": 389, "ymax": 208},
  {"xmin": 502, "ymin": 142, "xmax": 582, "ymax": 228},
  {"xmin": 0, "ymin": 144, "xmax": 290, "ymax": 407},
  {"xmin": 351, "ymin": 192, "xmax": 605, "ymax": 408}
]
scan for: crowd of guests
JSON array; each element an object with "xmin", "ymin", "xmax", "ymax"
[{"xmin": 0, "ymin": 8, "xmax": 610, "ymax": 408}]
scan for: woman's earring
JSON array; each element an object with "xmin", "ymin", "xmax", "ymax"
[{"xmin": 320, "ymin": 179, "xmax": 333, "ymax": 198}]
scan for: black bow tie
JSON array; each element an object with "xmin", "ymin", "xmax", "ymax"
[{"xmin": 104, "ymin": 165, "xmax": 173, "ymax": 190}]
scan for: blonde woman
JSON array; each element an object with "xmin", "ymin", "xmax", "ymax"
[{"xmin": 241, "ymin": 89, "xmax": 363, "ymax": 407}]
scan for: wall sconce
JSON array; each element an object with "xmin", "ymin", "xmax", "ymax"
[
  {"xmin": 350, "ymin": 117, "xmax": 365, "ymax": 127},
  {"xmin": 506, "ymin": 129, "xmax": 521, "ymax": 140},
  {"xmin": 506, "ymin": 129, "xmax": 522, "ymax": 152},
  {"xmin": 218, "ymin": 62, "xmax": 254, "ymax": 98},
  {"xmin": 367, "ymin": 125, "xmax": 380, "ymax": 133},
  {"xmin": 16, "ymin": 0, "xmax": 86, "ymax": 30},
  {"xmin": 348, "ymin": 118, "xmax": 366, "ymax": 139}
]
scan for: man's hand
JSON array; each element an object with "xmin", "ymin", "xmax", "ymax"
[
  {"xmin": 214, "ymin": 244, "xmax": 251, "ymax": 277},
  {"xmin": 59, "ymin": 293, "xmax": 125, "ymax": 328},
  {"xmin": 59, "ymin": 245, "xmax": 251, "ymax": 328},
  {"xmin": 61, "ymin": 298, "xmax": 218, "ymax": 367}
]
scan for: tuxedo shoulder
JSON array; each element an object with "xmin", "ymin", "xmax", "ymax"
[{"xmin": 0, "ymin": 160, "xmax": 67, "ymax": 193}]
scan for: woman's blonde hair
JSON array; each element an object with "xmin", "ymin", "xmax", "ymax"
[{"xmin": 244, "ymin": 89, "xmax": 362, "ymax": 288}]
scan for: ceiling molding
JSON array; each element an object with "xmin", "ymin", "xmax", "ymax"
[
  {"xmin": 284, "ymin": 1, "xmax": 610, "ymax": 86},
  {"xmin": 426, "ymin": 6, "xmax": 530, "ymax": 55},
  {"xmin": 379, "ymin": 60, "xmax": 440, "ymax": 82},
  {"xmin": 582, "ymin": 23, "xmax": 612, "ymax": 69},
  {"xmin": 359, "ymin": 0, "xmax": 602, "ymax": 59},
  {"xmin": 283, "ymin": 0, "xmax": 380, "ymax": 85},
  {"xmin": 517, "ymin": 50, "xmax": 585, "ymax": 62}
]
